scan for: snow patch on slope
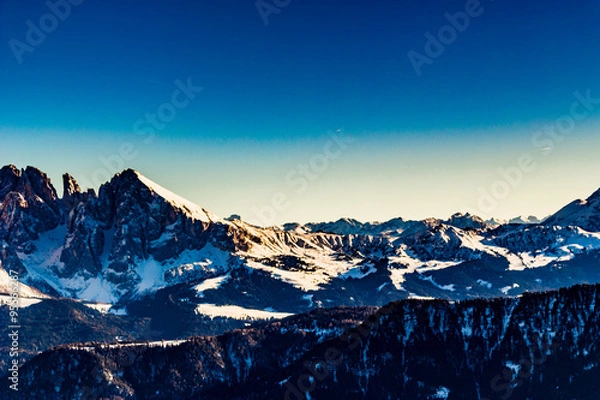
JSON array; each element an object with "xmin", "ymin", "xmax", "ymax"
[
  {"xmin": 136, "ymin": 258, "xmax": 165, "ymax": 294},
  {"xmin": 388, "ymin": 249, "xmax": 461, "ymax": 290},
  {"xmin": 164, "ymin": 244, "xmax": 235, "ymax": 285},
  {"xmin": 82, "ymin": 302, "xmax": 113, "ymax": 314},
  {"xmin": 432, "ymin": 387, "xmax": 450, "ymax": 399},
  {"xmin": 64, "ymin": 275, "xmax": 119, "ymax": 303},
  {"xmin": 420, "ymin": 275, "xmax": 455, "ymax": 292},
  {"xmin": 194, "ymin": 274, "xmax": 230, "ymax": 298},
  {"xmin": 16, "ymin": 225, "xmax": 66, "ymax": 279},
  {"xmin": 245, "ymin": 259, "xmax": 326, "ymax": 292},
  {"xmin": 15, "ymin": 225, "xmax": 121, "ymax": 302},
  {"xmin": 0, "ymin": 294, "xmax": 43, "ymax": 308},
  {"xmin": 245, "ymin": 253, "xmax": 363, "ymax": 292},
  {"xmin": 194, "ymin": 304, "xmax": 293, "ymax": 320},
  {"xmin": 500, "ymin": 283, "xmax": 520, "ymax": 295},
  {"xmin": 338, "ymin": 263, "xmax": 377, "ymax": 280},
  {"xmin": 136, "ymin": 244, "xmax": 236, "ymax": 295}
]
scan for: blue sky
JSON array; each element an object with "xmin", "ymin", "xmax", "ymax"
[{"xmin": 1, "ymin": 0, "xmax": 600, "ymax": 225}]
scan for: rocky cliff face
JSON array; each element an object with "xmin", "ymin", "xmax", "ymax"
[
  {"xmin": 0, "ymin": 166, "xmax": 62, "ymax": 250},
  {"xmin": 0, "ymin": 167, "xmax": 236, "ymax": 300},
  {"xmin": 59, "ymin": 168, "xmax": 217, "ymax": 294}
]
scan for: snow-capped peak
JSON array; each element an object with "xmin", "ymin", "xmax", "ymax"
[{"xmin": 134, "ymin": 172, "xmax": 216, "ymax": 223}]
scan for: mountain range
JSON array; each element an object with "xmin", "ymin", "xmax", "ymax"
[
  {"xmin": 2, "ymin": 165, "xmax": 600, "ymax": 311},
  {"xmin": 1, "ymin": 164, "xmax": 600, "ymax": 398}
]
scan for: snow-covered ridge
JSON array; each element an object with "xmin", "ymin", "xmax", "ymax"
[{"xmin": 135, "ymin": 172, "xmax": 216, "ymax": 223}]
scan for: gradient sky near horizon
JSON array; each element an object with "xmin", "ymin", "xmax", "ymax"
[{"xmin": 1, "ymin": 0, "xmax": 600, "ymax": 225}]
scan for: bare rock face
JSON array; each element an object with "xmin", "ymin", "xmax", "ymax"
[
  {"xmin": 0, "ymin": 239, "xmax": 27, "ymax": 276},
  {"xmin": 0, "ymin": 167, "xmax": 63, "ymax": 279},
  {"xmin": 61, "ymin": 173, "xmax": 82, "ymax": 211},
  {"xmin": 60, "ymin": 201, "xmax": 105, "ymax": 278},
  {"xmin": 22, "ymin": 166, "xmax": 61, "ymax": 213},
  {"xmin": 97, "ymin": 170, "xmax": 210, "ymax": 281},
  {"xmin": 0, "ymin": 165, "xmax": 20, "ymax": 199},
  {"xmin": 0, "ymin": 166, "xmax": 62, "ymax": 251}
]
